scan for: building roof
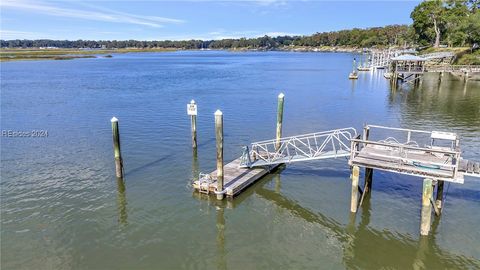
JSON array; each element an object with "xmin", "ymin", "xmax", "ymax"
[{"xmin": 391, "ymin": 54, "xmax": 427, "ymax": 61}]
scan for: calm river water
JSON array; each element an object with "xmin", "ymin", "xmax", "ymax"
[{"xmin": 1, "ymin": 51, "xmax": 479, "ymax": 269}]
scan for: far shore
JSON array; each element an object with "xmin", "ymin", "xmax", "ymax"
[
  {"xmin": 0, "ymin": 46, "xmax": 380, "ymax": 62},
  {"xmin": 1, "ymin": 46, "xmax": 478, "ymax": 64}
]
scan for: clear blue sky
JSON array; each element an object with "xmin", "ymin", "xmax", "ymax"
[{"xmin": 1, "ymin": 0, "xmax": 421, "ymax": 40}]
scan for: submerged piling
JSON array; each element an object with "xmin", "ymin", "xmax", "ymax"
[
  {"xmin": 215, "ymin": 110, "xmax": 224, "ymax": 200},
  {"xmin": 275, "ymin": 93, "xmax": 285, "ymax": 151},
  {"xmin": 420, "ymin": 178, "xmax": 433, "ymax": 236},
  {"xmin": 111, "ymin": 117, "xmax": 124, "ymax": 178}
]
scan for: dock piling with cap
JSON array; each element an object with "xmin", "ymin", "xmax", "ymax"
[
  {"xmin": 215, "ymin": 110, "xmax": 224, "ymax": 200},
  {"xmin": 187, "ymin": 100, "xmax": 198, "ymax": 149},
  {"xmin": 275, "ymin": 93, "xmax": 285, "ymax": 151},
  {"xmin": 111, "ymin": 117, "xmax": 124, "ymax": 179}
]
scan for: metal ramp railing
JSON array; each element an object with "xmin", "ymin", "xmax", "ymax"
[{"xmin": 240, "ymin": 128, "xmax": 357, "ymax": 168}]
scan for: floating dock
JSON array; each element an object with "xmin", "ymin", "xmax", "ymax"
[{"xmin": 193, "ymin": 157, "xmax": 281, "ymax": 197}]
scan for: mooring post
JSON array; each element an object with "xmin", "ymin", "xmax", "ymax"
[
  {"xmin": 435, "ymin": 180, "xmax": 444, "ymax": 214},
  {"xmin": 275, "ymin": 93, "xmax": 285, "ymax": 151},
  {"xmin": 420, "ymin": 178, "xmax": 433, "ymax": 236},
  {"xmin": 111, "ymin": 117, "xmax": 124, "ymax": 178},
  {"xmin": 350, "ymin": 165, "xmax": 360, "ymax": 213},
  {"xmin": 215, "ymin": 110, "xmax": 224, "ymax": 200},
  {"xmin": 187, "ymin": 99, "xmax": 198, "ymax": 149}
]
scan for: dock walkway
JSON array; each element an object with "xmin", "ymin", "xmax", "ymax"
[{"xmin": 193, "ymin": 157, "xmax": 280, "ymax": 197}]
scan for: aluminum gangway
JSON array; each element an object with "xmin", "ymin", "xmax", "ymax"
[
  {"xmin": 239, "ymin": 128, "xmax": 357, "ymax": 168},
  {"xmin": 238, "ymin": 125, "xmax": 480, "ymax": 183}
]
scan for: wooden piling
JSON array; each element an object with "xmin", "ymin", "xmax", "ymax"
[
  {"xmin": 435, "ymin": 180, "xmax": 444, "ymax": 214},
  {"xmin": 350, "ymin": 165, "xmax": 360, "ymax": 213},
  {"xmin": 420, "ymin": 178, "xmax": 433, "ymax": 236},
  {"xmin": 111, "ymin": 117, "xmax": 123, "ymax": 178},
  {"xmin": 215, "ymin": 110, "xmax": 224, "ymax": 200},
  {"xmin": 362, "ymin": 126, "xmax": 373, "ymax": 193},
  {"xmin": 190, "ymin": 100, "xmax": 197, "ymax": 149},
  {"xmin": 275, "ymin": 93, "xmax": 285, "ymax": 151},
  {"xmin": 364, "ymin": 168, "xmax": 373, "ymax": 193}
]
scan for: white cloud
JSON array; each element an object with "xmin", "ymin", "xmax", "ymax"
[
  {"xmin": 1, "ymin": 0, "xmax": 185, "ymax": 28},
  {"xmin": 156, "ymin": 30, "xmax": 303, "ymax": 41},
  {"xmin": 263, "ymin": 32, "xmax": 302, "ymax": 37},
  {"xmin": 253, "ymin": 0, "xmax": 288, "ymax": 7},
  {"xmin": 0, "ymin": 30, "xmax": 52, "ymax": 39}
]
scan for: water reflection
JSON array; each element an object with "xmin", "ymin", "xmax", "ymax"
[
  {"xmin": 255, "ymin": 180, "xmax": 479, "ymax": 269},
  {"xmin": 116, "ymin": 177, "xmax": 128, "ymax": 225},
  {"xmin": 274, "ymin": 173, "xmax": 281, "ymax": 193},
  {"xmin": 216, "ymin": 206, "xmax": 227, "ymax": 270},
  {"xmin": 389, "ymin": 73, "xmax": 480, "ymax": 129}
]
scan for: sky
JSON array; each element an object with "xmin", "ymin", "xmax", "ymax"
[{"xmin": 0, "ymin": 0, "xmax": 421, "ymax": 41}]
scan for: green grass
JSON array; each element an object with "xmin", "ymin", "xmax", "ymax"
[{"xmin": 0, "ymin": 48, "xmax": 177, "ymax": 62}]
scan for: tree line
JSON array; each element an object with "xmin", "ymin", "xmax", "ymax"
[
  {"xmin": 0, "ymin": 25, "xmax": 412, "ymax": 50},
  {"xmin": 1, "ymin": 1, "xmax": 478, "ymax": 50}
]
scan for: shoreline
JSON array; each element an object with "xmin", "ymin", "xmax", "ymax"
[
  {"xmin": 1, "ymin": 46, "xmax": 478, "ymax": 64},
  {"xmin": 0, "ymin": 46, "xmax": 369, "ymax": 62}
]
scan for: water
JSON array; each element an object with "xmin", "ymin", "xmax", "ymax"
[{"xmin": 1, "ymin": 51, "xmax": 479, "ymax": 269}]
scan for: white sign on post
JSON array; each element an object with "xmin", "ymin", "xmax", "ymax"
[{"xmin": 187, "ymin": 102, "xmax": 197, "ymax": 116}]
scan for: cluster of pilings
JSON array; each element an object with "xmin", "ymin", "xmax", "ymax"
[
  {"xmin": 109, "ymin": 93, "xmax": 451, "ymax": 236},
  {"xmin": 188, "ymin": 93, "xmax": 285, "ymax": 200}
]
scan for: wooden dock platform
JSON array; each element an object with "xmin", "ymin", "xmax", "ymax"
[{"xmin": 193, "ymin": 157, "xmax": 281, "ymax": 197}]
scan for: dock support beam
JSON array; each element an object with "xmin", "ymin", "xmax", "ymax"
[
  {"xmin": 190, "ymin": 100, "xmax": 197, "ymax": 149},
  {"xmin": 350, "ymin": 166, "xmax": 360, "ymax": 213},
  {"xmin": 111, "ymin": 117, "xmax": 124, "ymax": 179},
  {"xmin": 215, "ymin": 110, "xmax": 224, "ymax": 200},
  {"xmin": 275, "ymin": 93, "xmax": 285, "ymax": 151},
  {"xmin": 420, "ymin": 178, "xmax": 433, "ymax": 236},
  {"xmin": 435, "ymin": 180, "xmax": 444, "ymax": 215}
]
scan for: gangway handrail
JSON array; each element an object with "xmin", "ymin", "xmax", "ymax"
[
  {"xmin": 252, "ymin": 127, "xmax": 357, "ymax": 144},
  {"xmin": 366, "ymin": 124, "xmax": 433, "ymax": 135},
  {"xmin": 240, "ymin": 127, "xmax": 357, "ymax": 168},
  {"xmin": 350, "ymin": 138, "xmax": 460, "ymax": 155}
]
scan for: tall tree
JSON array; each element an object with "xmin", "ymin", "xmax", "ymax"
[{"xmin": 411, "ymin": 0, "xmax": 446, "ymax": 47}]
